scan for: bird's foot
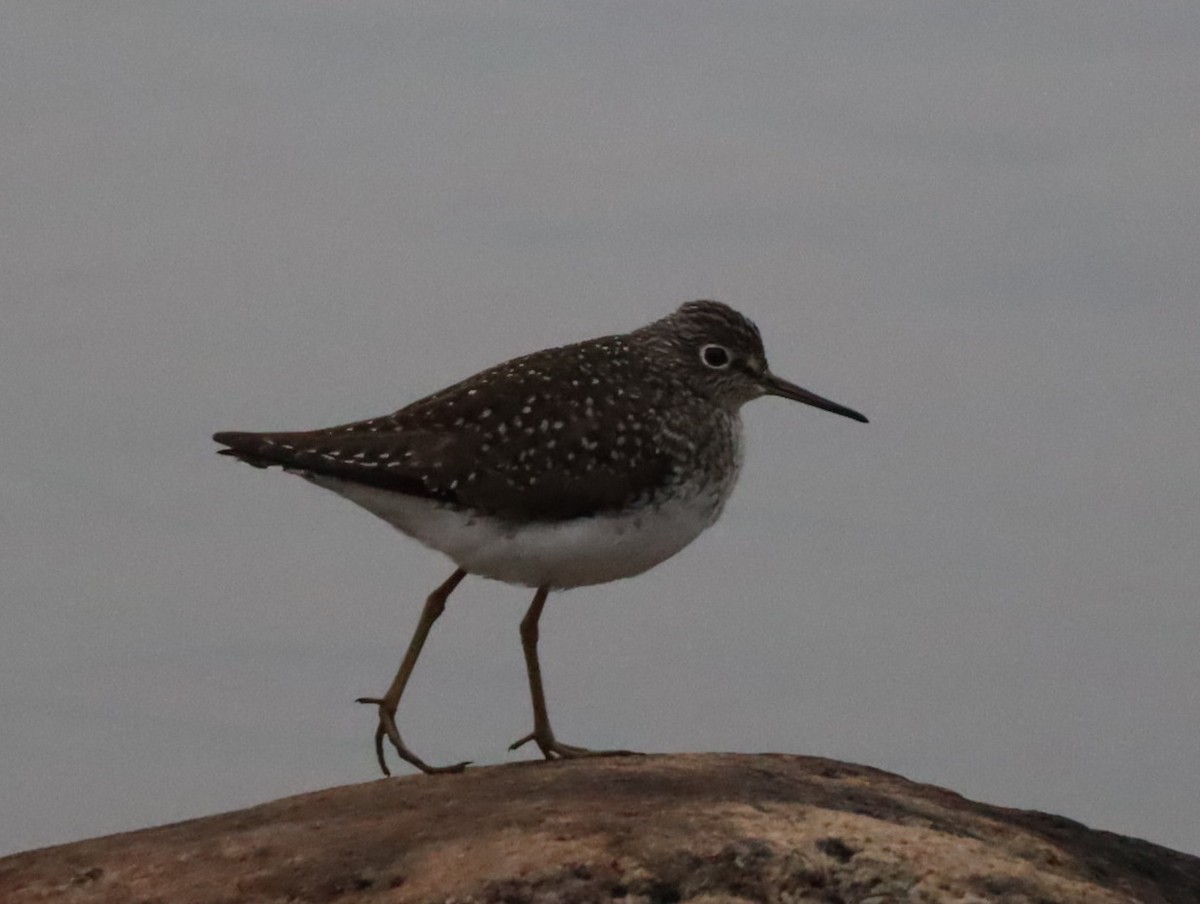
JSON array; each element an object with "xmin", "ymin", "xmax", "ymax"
[
  {"xmin": 356, "ymin": 697, "xmax": 471, "ymax": 777},
  {"xmin": 508, "ymin": 729, "xmax": 639, "ymax": 761}
]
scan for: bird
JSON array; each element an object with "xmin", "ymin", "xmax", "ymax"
[{"xmin": 213, "ymin": 300, "xmax": 867, "ymax": 776}]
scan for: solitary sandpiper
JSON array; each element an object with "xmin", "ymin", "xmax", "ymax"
[{"xmin": 214, "ymin": 300, "xmax": 867, "ymax": 775}]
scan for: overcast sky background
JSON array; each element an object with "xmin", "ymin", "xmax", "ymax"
[{"xmin": 3, "ymin": 3, "xmax": 1198, "ymax": 858}]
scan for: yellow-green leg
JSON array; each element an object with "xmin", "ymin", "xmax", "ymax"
[
  {"xmin": 508, "ymin": 585, "xmax": 637, "ymax": 760},
  {"xmin": 357, "ymin": 568, "xmax": 470, "ymax": 775}
]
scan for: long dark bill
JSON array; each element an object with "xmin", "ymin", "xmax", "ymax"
[{"xmin": 762, "ymin": 373, "xmax": 869, "ymax": 423}]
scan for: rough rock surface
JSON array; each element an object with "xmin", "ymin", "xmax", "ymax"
[{"xmin": 1, "ymin": 753, "xmax": 1196, "ymax": 903}]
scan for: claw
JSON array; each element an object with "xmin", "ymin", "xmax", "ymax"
[
  {"xmin": 357, "ymin": 697, "xmax": 471, "ymax": 776},
  {"xmin": 507, "ymin": 731, "xmax": 536, "ymax": 752},
  {"xmin": 507, "ymin": 729, "xmax": 638, "ymax": 761}
]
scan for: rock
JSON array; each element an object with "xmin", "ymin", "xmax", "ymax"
[{"xmin": 0, "ymin": 753, "xmax": 1196, "ymax": 903}]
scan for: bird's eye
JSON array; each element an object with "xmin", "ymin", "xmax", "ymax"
[{"xmin": 700, "ymin": 344, "xmax": 731, "ymax": 369}]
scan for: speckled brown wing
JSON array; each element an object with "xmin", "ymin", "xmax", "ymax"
[
  {"xmin": 213, "ymin": 337, "xmax": 683, "ymax": 522},
  {"xmin": 213, "ymin": 426, "xmax": 465, "ymax": 505},
  {"xmin": 213, "ymin": 419, "xmax": 675, "ymax": 522}
]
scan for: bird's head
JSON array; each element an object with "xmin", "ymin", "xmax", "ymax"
[{"xmin": 646, "ymin": 300, "xmax": 868, "ymax": 422}]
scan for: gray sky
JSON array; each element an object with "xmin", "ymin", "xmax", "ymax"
[{"xmin": 3, "ymin": 2, "xmax": 1199, "ymax": 858}]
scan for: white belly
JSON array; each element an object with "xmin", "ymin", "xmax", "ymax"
[{"xmin": 304, "ymin": 474, "xmax": 734, "ymax": 589}]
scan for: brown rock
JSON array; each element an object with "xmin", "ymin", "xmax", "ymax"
[{"xmin": 1, "ymin": 753, "xmax": 1196, "ymax": 903}]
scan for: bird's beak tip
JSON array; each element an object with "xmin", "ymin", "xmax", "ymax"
[{"xmin": 763, "ymin": 373, "xmax": 868, "ymax": 424}]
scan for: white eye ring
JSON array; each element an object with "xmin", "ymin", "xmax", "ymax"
[{"xmin": 700, "ymin": 344, "xmax": 731, "ymax": 369}]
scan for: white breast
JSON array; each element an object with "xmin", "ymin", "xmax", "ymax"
[
  {"xmin": 304, "ymin": 473, "xmax": 735, "ymax": 589},
  {"xmin": 301, "ymin": 413, "xmax": 744, "ymax": 589}
]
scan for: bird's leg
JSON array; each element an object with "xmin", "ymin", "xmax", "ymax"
[
  {"xmin": 357, "ymin": 567, "xmax": 470, "ymax": 776},
  {"xmin": 508, "ymin": 585, "xmax": 637, "ymax": 761}
]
